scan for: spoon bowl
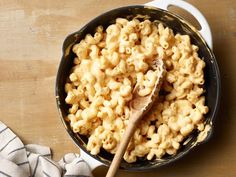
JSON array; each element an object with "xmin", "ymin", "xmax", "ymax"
[{"xmin": 130, "ymin": 59, "xmax": 165, "ymax": 112}]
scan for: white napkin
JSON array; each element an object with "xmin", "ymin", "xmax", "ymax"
[{"xmin": 0, "ymin": 121, "xmax": 93, "ymax": 177}]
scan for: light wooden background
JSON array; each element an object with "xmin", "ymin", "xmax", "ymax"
[{"xmin": 0, "ymin": 0, "xmax": 235, "ymax": 176}]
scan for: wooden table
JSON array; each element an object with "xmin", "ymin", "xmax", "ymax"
[{"xmin": 0, "ymin": 0, "xmax": 235, "ymax": 176}]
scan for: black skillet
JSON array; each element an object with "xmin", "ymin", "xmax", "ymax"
[{"xmin": 55, "ymin": 4, "xmax": 221, "ymax": 171}]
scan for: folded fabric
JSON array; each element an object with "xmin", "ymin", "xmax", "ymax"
[{"xmin": 0, "ymin": 121, "xmax": 93, "ymax": 177}]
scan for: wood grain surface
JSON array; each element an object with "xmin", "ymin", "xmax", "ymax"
[{"xmin": 0, "ymin": 0, "xmax": 235, "ymax": 176}]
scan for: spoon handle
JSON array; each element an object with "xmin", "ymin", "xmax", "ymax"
[{"xmin": 106, "ymin": 112, "xmax": 143, "ymax": 177}]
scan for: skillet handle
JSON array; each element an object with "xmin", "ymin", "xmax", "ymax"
[
  {"xmin": 145, "ymin": 0, "xmax": 213, "ymax": 50},
  {"xmin": 80, "ymin": 147, "xmax": 104, "ymax": 171}
]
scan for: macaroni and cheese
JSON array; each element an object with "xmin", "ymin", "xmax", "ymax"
[{"xmin": 64, "ymin": 18, "xmax": 208, "ymax": 163}]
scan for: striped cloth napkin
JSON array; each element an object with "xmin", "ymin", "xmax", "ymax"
[{"xmin": 0, "ymin": 121, "xmax": 93, "ymax": 177}]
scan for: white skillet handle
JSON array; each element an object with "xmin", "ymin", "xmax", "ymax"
[
  {"xmin": 145, "ymin": 0, "xmax": 213, "ymax": 50},
  {"xmin": 80, "ymin": 148, "xmax": 104, "ymax": 171}
]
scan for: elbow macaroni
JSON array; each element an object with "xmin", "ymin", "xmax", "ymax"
[{"xmin": 64, "ymin": 18, "xmax": 208, "ymax": 163}]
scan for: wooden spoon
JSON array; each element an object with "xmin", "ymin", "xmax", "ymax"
[{"xmin": 105, "ymin": 59, "xmax": 165, "ymax": 177}]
